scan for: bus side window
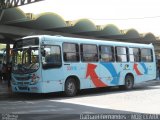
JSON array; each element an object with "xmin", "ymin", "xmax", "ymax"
[
  {"xmin": 116, "ymin": 47, "xmax": 128, "ymax": 62},
  {"xmin": 42, "ymin": 45, "xmax": 62, "ymax": 69},
  {"xmin": 81, "ymin": 44, "xmax": 98, "ymax": 62},
  {"xmin": 129, "ymin": 48, "xmax": 140, "ymax": 62},
  {"xmin": 63, "ymin": 43, "xmax": 79, "ymax": 62},
  {"xmin": 99, "ymin": 45, "xmax": 114, "ymax": 62},
  {"xmin": 141, "ymin": 48, "xmax": 153, "ymax": 62}
]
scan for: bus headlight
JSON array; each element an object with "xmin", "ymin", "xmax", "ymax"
[{"xmin": 30, "ymin": 74, "xmax": 40, "ymax": 85}]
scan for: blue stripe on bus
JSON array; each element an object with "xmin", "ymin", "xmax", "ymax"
[
  {"xmin": 140, "ymin": 63, "xmax": 148, "ymax": 74},
  {"xmin": 101, "ymin": 62, "xmax": 120, "ymax": 85}
]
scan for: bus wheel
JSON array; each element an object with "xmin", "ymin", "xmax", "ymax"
[
  {"xmin": 65, "ymin": 78, "xmax": 77, "ymax": 97},
  {"xmin": 124, "ymin": 75, "xmax": 134, "ymax": 90},
  {"xmin": 119, "ymin": 75, "xmax": 134, "ymax": 90}
]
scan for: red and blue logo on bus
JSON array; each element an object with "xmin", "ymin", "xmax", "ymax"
[{"xmin": 86, "ymin": 62, "xmax": 148, "ymax": 88}]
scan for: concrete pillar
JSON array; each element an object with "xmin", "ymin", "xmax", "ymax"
[{"xmin": 6, "ymin": 43, "xmax": 10, "ymax": 64}]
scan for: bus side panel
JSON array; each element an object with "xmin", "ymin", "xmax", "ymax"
[
  {"xmin": 133, "ymin": 62, "xmax": 156, "ymax": 84},
  {"xmin": 100, "ymin": 62, "xmax": 137, "ymax": 86},
  {"xmin": 63, "ymin": 62, "xmax": 116, "ymax": 89},
  {"xmin": 118, "ymin": 62, "xmax": 154, "ymax": 85},
  {"xmin": 100, "ymin": 62, "xmax": 120, "ymax": 86},
  {"xmin": 109, "ymin": 62, "xmax": 138, "ymax": 86},
  {"xmin": 142, "ymin": 62, "xmax": 156, "ymax": 82},
  {"xmin": 104, "ymin": 62, "xmax": 147, "ymax": 86},
  {"xmin": 62, "ymin": 62, "xmax": 150, "ymax": 89},
  {"xmin": 41, "ymin": 67, "xmax": 64, "ymax": 93},
  {"xmin": 119, "ymin": 62, "xmax": 156, "ymax": 85},
  {"xmin": 63, "ymin": 63, "xmax": 99, "ymax": 90}
]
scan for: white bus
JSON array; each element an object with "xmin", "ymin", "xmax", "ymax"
[{"xmin": 11, "ymin": 35, "xmax": 156, "ymax": 96}]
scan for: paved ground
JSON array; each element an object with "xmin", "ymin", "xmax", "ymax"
[
  {"xmin": 0, "ymin": 81, "xmax": 12, "ymax": 99},
  {"xmin": 0, "ymin": 91, "xmax": 139, "ymax": 120},
  {"xmin": 0, "ymin": 80, "xmax": 160, "ymax": 120},
  {"xmin": 0, "ymin": 100, "xmax": 136, "ymax": 114},
  {"xmin": 53, "ymin": 83, "xmax": 160, "ymax": 114}
]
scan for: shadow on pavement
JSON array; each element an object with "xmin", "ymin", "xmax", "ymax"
[{"xmin": 0, "ymin": 100, "xmax": 140, "ymax": 120}]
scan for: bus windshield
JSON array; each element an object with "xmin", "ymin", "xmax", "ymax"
[{"xmin": 12, "ymin": 47, "xmax": 39, "ymax": 74}]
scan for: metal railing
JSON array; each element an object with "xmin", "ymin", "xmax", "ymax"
[{"xmin": 0, "ymin": 0, "xmax": 44, "ymax": 9}]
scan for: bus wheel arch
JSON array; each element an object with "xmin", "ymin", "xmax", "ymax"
[
  {"xmin": 120, "ymin": 73, "xmax": 134, "ymax": 90},
  {"xmin": 64, "ymin": 75, "xmax": 80, "ymax": 97}
]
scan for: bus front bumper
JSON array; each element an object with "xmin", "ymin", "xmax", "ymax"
[{"xmin": 11, "ymin": 84, "xmax": 42, "ymax": 93}]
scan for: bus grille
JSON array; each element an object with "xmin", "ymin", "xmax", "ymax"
[
  {"xmin": 18, "ymin": 86, "xmax": 28, "ymax": 90},
  {"xmin": 17, "ymin": 82, "xmax": 30, "ymax": 85},
  {"xmin": 15, "ymin": 76, "xmax": 30, "ymax": 81}
]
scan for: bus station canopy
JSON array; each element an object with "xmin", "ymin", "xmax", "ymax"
[{"xmin": 0, "ymin": 8, "xmax": 159, "ymax": 44}]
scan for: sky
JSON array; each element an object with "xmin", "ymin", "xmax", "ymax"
[{"xmin": 19, "ymin": 0, "xmax": 160, "ymax": 36}]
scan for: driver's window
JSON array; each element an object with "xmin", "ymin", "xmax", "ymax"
[
  {"xmin": 31, "ymin": 50, "xmax": 39, "ymax": 64},
  {"xmin": 17, "ymin": 51, "xmax": 23, "ymax": 64},
  {"xmin": 42, "ymin": 45, "xmax": 62, "ymax": 69}
]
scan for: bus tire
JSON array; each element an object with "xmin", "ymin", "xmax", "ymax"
[
  {"xmin": 124, "ymin": 75, "xmax": 134, "ymax": 90},
  {"xmin": 65, "ymin": 78, "xmax": 77, "ymax": 97},
  {"xmin": 119, "ymin": 75, "xmax": 134, "ymax": 90}
]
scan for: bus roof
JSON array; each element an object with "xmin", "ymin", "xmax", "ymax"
[{"xmin": 22, "ymin": 35, "xmax": 153, "ymax": 48}]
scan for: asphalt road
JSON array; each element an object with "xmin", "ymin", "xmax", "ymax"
[
  {"xmin": 0, "ymin": 100, "xmax": 138, "ymax": 120},
  {"xmin": 0, "ymin": 89, "xmax": 138, "ymax": 120},
  {"xmin": 0, "ymin": 80, "xmax": 160, "ymax": 120}
]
